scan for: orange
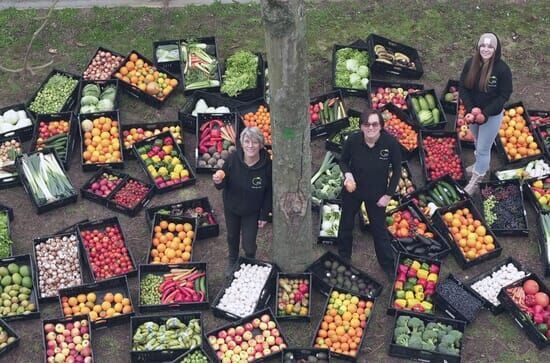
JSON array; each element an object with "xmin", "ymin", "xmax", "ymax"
[
  {"xmin": 104, "ymin": 292, "xmax": 114, "ymax": 303},
  {"xmin": 122, "ymin": 305, "xmax": 133, "ymax": 314},
  {"xmin": 122, "ymin": 298, "xmax": 131, "ymax": 306},
  {"xmin": 183, "ymin": 223, "xmax": 193, "ymax": 232},
  {"xmin": 129, "ymin": 53, "xmax": 138, "ymax": 62},
  {"xmin": 114, "ymin": 293, "xmax": 123, "ymax": 304},
  {"xmin": 63, "ymin": 306, "xmax": 73, "ymax": 316},
  {"xmin": 159, "ymin": 220, "xmax": 169, "ymax": 229},
  {"xmin": 86, "ymin": 293, "xmax": 97, "ymax": 303},
  {"xmin": 68, "ymin": 297, "xmax": 78, "ymax": 307},
  {"xmin": 101, "ymin": 301, "xmax": 111, "ymax": 311}
]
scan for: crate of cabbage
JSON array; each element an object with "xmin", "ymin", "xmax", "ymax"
[
  {"xmin": 311, "ymin": 151, "xmax": 342, "ymax": 209},
  {"xmin": 0, "ymin": 136, "xmax": 23, "ymax": 189},
  {"xmin": 388, "ymin": 311, "xmax": 465, "ymax": 363},
  {"xmin": 407, "ymin": 90, "xmax": 447, "ymax": 129},
  {"xmin": 221, "ymin": 51, "xmax": 265, "ymax": 102},
  {"xmin": 76, "ymin": 79, "xmax": 119, "ymax": 115},
  {"xmin": 325, "ymin": 109, "xmax": 360, "ymax": 154},
  {"xmin": 196, "ymin": 113, "xmax": 238, "ymax": 172},
  {"xmin": 0, "ymin": 254, "xmax": 40, "ymax": 322},
  {"xmin": 26, "ymin": 69, "xmax": 80, "ymax": 118},
  {"xmin": 0, "ymin": 104, "xmax": 34, "ymax": 142},
  {"xmin": 275, "ymin": 273, "xmax": 312, "ymax": 322},
  {"xmin": 29, "ymin": 112, "xmax": 76, "ymax": 169},
  {"xmin": 0, "ymin": 318, "xmax": 19, "ymax": 358},
  {"xmin": 318, "ymin": 200, "xmax": 342, "ymax": 245},
  {"xmin": 310, "ymin": 91, "xmax": 349, "ymax": 138},
  {"xmin": 131, "ymin": 312, "xmax": 203, "ymax": 362},
  {"xmin": 332, "ymin": 43, "xmax": 370, "ymax": 95},
  {"xmin": 16, "ymin": 149, "xmax": 78, "ymax": 214}
]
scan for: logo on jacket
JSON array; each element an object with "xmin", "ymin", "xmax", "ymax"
[
  {"xmin": 379, "ymin": 149, "xmax": 389, "ymax": 160},
  {"xmin": 252, "ymin": 177, "xmax": 263, "ymax": 189},
  {"xmin": 488, "ymin": 76, "xmax": 497, "ymax": 88}
]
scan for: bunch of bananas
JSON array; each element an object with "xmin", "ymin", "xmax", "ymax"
[{"xmin": 374, "ymin": 44, "xmax": 416, "ymax": 69}]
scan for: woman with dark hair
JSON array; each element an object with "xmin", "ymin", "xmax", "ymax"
[
  {"xmin": 460, "ymin": 32, "xmax": 513, "ymax": 194},
  {"xmin": 338, "ymin": 109, "xmax": 402, "ymax": 278}
]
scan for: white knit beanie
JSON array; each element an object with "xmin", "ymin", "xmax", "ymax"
[{"xmin": 478, "ymin": 33, "xmax": 497, "ymax": 48}]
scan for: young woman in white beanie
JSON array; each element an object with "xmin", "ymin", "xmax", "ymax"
[{"xmin": 459, "ymin": 32, "xmax": 513, "ymax": 195}]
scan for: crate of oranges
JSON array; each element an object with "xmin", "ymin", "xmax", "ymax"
[
  {"xmin": 58, "ymin": 276, "xmax": 134, "ymax": 328},
  {"xmin": 496, "ymin": 102, "xmax": 543, "ymax": 164},
  {"xmin": 433, "ymin": 199, "xmax": 503, "ymax": 269},
  {"xmin": 114, "ymin": 51, "xmax": 179, "ymax": 108},
  {"xmin": 239, "ymin": 99, "xmax": 272, "ymax": 145},
  {"xmin": 79, "ymin": 111, "xmax": 124, "ymax": 172},
  {"xmin": 149, "ymin": 215, "xmax": 197, "ymax": 264}
]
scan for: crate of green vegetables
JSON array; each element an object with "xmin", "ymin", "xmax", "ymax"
[
  {"xmin": 325, "ymin": 109, "xmax": 360, "ymax": 153},
  {"xmin": 220, "ymin": 51, "xmax": 265, "ymax": 102},
  {"xmin": 332, "ymin": 42, "xmax": 370, "ymax": 96},
  {"xmin": 26, "ymin": 69, "xmax": 80, "ymax": 118},
  {"xmin": 0, "ymin": 210, "xmax": 14, "ymax": 259},
  {"xmin": 310, "ymin": 90, "xmax": 349, "ymax": 139},
  {"xmin": 318, "ymin": 200, "xmax": 342, "ymax": 245},
  {"xmin": 311, "ymin": 151, "xmax": 342, "ymax": 209}
]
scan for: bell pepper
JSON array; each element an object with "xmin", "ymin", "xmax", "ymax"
[
  {"xmin": 407, "ymin": 268, "xmax": 418, "ymax": 278},
  {"xmin": 421, "ymin": 262, "xmax": 430, "ymax": 271},
  {"xmin": 394, "ymin": 281, "xmax": 404, "ymax": 290},
  {"xmin": 412, "ymin": 304, "xmax": 425, "ymax": 313},
  {"xmin": 407, "ymin": 277, "xmax": 418, "ymax": 285},
  {"xmin": 402, "ymin": 258, "xmax": 413, "ymax": 266},
  {"xmin": 425, "ymin": 289, "xmax": 434, "ymax": 298},
  {"xmin": 396, "ymin": 290, "xmax": 406, "ymax": 299},
  {"xmin": 404, "ymin": 281, "xmax": 414, "ymax": 291},
  {"xmin": 416, "ymin": 269, "xmax": 429, "ymax": 280},
  {"xmin": 405, "ymin": 291, "xmax": 415, "ymax": 300},
  {"xmin": 407, "ymin": 299, "xmax": 420, "ymax": 308},
  {"xmin": 411, "ymin": 260, "xmax": 421, "ymax": 270},
  {"xmin": 426, "ymin": 281, "xmax": 436, "ymax": 291},
  {"xmin": 394, "ymin": 299, "xmax": 407, "ymax": 308},
  {"xmin": 417, "ymin": 278, "xmax": 428, "ymax": 288},
  {"xmin": 398, "ymin": 264, "xmax": 409, "ymax": 274},
  {"xmin": 430, "ymin": 264, "xmax": 440, "ymax": 274},
  {"xmin": 413, "ymin": 285, "xmax": 424, "ymax": 294},
  {"xmin": 397, "ymin": 272, "xmax": 407, "ymax": 282},
  {"xmin": 421, "ymin": 301, "xmax": 433, "ymax": 311},
  {"xmin": 415, "ymin": 292, "xmax": 425, "ymax": 301},
  {"xmin": 427, "ymin": 273, "xmax": 439, "ymax": 283}
]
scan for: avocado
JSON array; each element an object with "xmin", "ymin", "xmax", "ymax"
[
  {"xmin": 343, "ymin": 280, "xmax": 352, "ymax": 288},
  {"xmin": 418, "ymin": 96, "xmax": 429, "ymax": 111},
  {"xmin": 323, "ymin": 260, "xmax": 332, "ymax": 269},
  {"xmin": 18, "ymin": 266, "xmax": 30, "ymax": 278},
  {"xmin": 336, "ymin": 276, "xmax": 344, "ymax": 284},
  {"xmin": 336, "ymin": 265, "xmax": 346, "ymax": 273},
  {"xmin": 425, "ymin": 93, "xmax": 436, "ymax": 109},
  {"xmin": 331, "ymin": 261, "xmax": 340, "ymax": 269}
]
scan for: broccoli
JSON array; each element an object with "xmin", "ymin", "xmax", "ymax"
[
  {"xmin": 408, "ymin": 335, "xmax": 423, "ymax": 350},
  {"xmin": 425, "ymin": 322, "xmax": 438, "ymax": 331},
  {"xmin": 447, "ymin": 329, "xmax": 463, "ymax": 344},
  {"xmin": 421, "ymin": 340, "xmax": 436, "ymax": 351},
  {"xmin": 396, "ymin": 315, "xmax": 411, "ymax": 328},
  {"xmin": 314, "ymin": 178, "xmax": 324, "ymax": 190},
  {"xmin": 407, "ymin": 317, "xmax": 425, "ymax": 334},
  {"xmin": 437, "ymin": 341, "xmax": 460, "ymax": 356},
  {"xmin": 394, "ymin": 326, "xmax": 410, "ymax": 339},
  {"xmin": 440, "ymin": 334, "xmax": 456, "ymax": 347},
  {"xmin": 395, "ymin": 334, "xmax": 409, "ymax": 347},
  {"xmin": 422, "ymin": 329, "xmax": 438, "ymax": 344}
]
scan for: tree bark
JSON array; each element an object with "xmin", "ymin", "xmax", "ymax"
[{"xmin": 261, "ymin": 0, "xmax": 313, "ymax": 271}]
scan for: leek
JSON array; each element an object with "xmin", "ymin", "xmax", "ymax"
[{"xmin": 542, "ymin": 214, "xmax": 550, "ymax": 263}]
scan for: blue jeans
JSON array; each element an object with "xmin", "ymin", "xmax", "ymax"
[{"xmin": 469, "ymin": 112, "xmax": 504, "ymax": 175}]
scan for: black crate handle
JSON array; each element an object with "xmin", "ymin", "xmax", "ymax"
[{"xmin": 514, "ymin": 317, "xmax": 524, "ymax": 329}]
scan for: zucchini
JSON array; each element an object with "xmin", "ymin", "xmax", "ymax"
[
  {"xmin": 428, "ymin": 188, "xmax": 444, "ymax": 205},
  {"xmin": 439, "ymin": 180, "xmax": 459, "ymax": 202},
  {"xmin": 435, "ymin": 184, "xmax": 451, "ymax": 205}
]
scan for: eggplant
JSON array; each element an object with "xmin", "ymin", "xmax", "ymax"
[{"xmin": 399, "ymin": 237, "xmax": 416, "ymax": 245}]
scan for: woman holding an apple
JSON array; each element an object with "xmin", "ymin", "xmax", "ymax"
[{"xmin": 459, "ymin": 32, "xmax": 513, "ymax": 195}]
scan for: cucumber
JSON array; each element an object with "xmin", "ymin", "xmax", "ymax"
[
  {"xmin": 418, "ymin": 193, "xmax": 427, "ymax": 204},
  {"xmin": 323, "ymin": 100, "xmax": 330, "ymax": 123},
  {"xmin": 43, "ymin": 133, "xmax": 68, "ymax": 143},
  {"xmin": 428, "ymin": 188, "xmax": 444, "ymax": 205},
  {"xmin": 425, "ymin": 195, "xmax": 440, "ymax": 207},
  {"xmin": 439, "ymin": 181, "xmax": 459, "ymax": 202},
  {"xmin": 435, "ymin": 184, "xmax": 451, "ymax": 205},
  {"xmin": 439, "ymin": 184, "xmax": 456, "ymax": 203},
  {"xmin": 200, "ymin": 276, "xmax": 206, "ymax": 292}
]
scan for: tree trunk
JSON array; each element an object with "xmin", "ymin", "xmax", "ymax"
[{"xmin": 261, "ymin": 0, "xmax": 313, "ymax": 271}]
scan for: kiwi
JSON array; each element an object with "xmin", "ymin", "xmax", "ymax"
[
  {"xmin": 337, "ymin": 265, "xmax": 346, "ymax": 273},
  {"xmin": 331, "ymin": 261, "xmax": 340, "ymax": 269},
  {"xmin": 323, "ymin": 260, "xmax": 332, "ymax": 269}
]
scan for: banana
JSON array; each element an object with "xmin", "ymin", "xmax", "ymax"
[
  {"xmin": 374, "ymin": 44, "xmax": 387, "ymax": 54},
  {"xmin": 394, "ymin": 52, "xmax": 410, "ymax": 62},
  {"xmin": 375, "ymin": 58, "xmax": 394, "ymax": 64}
]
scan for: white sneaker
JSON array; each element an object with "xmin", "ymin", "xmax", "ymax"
[{"xmin": 464, "ymin": 172, "xmax": 485, "ymax": 195}]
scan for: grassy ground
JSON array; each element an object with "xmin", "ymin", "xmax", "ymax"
[{"xmin": 0, "ymin": 1, "xmax": 549, "ymax": 362}]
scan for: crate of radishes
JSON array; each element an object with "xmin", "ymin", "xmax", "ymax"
[
  {"xmin": 169, "ymin": 346, "xmax": 213, "ymax": 363},
  {"xmin": 77, "ymin": 217, "xmax": 137, "ymax": 282},
  {"xmin": 433, "ymin": 274, "xmax": 484, "ymax": 324},
  {"xmin": 138, "ymin": 262, "xmax": 209, "ymax": 313},
  {"xmin": 32, "ymin": 232, "xmax": 84, "ymax": 302},
  {"xmin": 537, "ymin": 212, "xmax": 550, "ymax": 277},
  {"xmin": 212, "ymin": 257, "xmax": 277, "ymax": 320},
  {"xmin": 381, "ymin": 104, "xmax": 419, "ymax": 159},
  {"xmin": 368, "ymin": 80, "xmax": 424, "ymax": 113},
  {"xmin": 465, "ymin": 257, "xmax": 529, "ymax": 314},
  {"xmin": 310, "ymin": 91, "xmax": 349, "ymax": 139},
  {"xmin": 281, "ymin": 349, "xmax": 330, "ymax": 363},
  {"xmin": 146, "ymin": 197, "xmax": 219, "ymax": 239},
  {"xmin": 196, "ymin": 113, "xmax": 238, "ymax": 172},
  {"xmin": 58, "ymin": 275, "xmax": 134, "ymax": 328},
  {"xmin": 41, "ymin": 315, "xmax": 94, "ymax": 363},
  {"xmin": 76, "ymin": 79, "xmax": 119, "ymax": 115},
  {"xmin": 432, "ymin": 199, "xmax": 503, "ymax": 270},
  {"xmin": 478, "ymin": 179, "xmax": 528, "ymax": 236},
  {"xmin": 318, "ymin": 200, "xmax": 342, "ymax": 245},
  {"xmin": 419, "ymin": 130, "xmax": 466, "ymax": 185},
  {"xmin": 178, "ymin": 90, "xmax": 244, "ymax": 133},
  {"xmin": 0, "ymin": 104, "xmax": 34, "ymax": 141},
  {"xmin": 148, "ymin": 214, "xmax": 198, "ymax": 264},
  {"xmin": 311, "ymin": 287, "xmax": 375, "ymax": 361},
  {"xmin": 82, "ymin": 47, "xmax": 126, "ymax": 81},
  {"xmin": 275, "ymin": 273, "xmax": 312, "ymax": 322},
  {"xmin": 0, "ymin": 318, "xmax": 19, "ymax": 358},
  {"xmin": 305, "ymin": 251, "xmax": 382, "ymax": 298},
  {"xmin": 29, "ymin": 111, "xmax": 76, "ymax": 169},
  {"xmin": 325, "ymin": 109, "xmax": 360, "ymax": 154},
  {"xmin": 122, "ymin": 121, "xmax": 184, "ymax": 158},
  {"xmin": 134, "ymin": 131, "xmax": 196, "ymax": 192},
  {"xmin": 131, "ymin": 312, "xmax": 203, "ymax": 362},
  {"xmin": 497, "ymin": 274, "xmax": 550, "ymax": 349},
  {"xmin": 366, "ymin": 33, "xmax": 424, "ymax": 79},
  {"xmin": 0, "ymin": 136, "xmax": 23, "ymax": 189},
  {"xmin": 27, "ymin": 69, "xmax": 80, "ymax": 118},
  {"xmin": 388, "ymin": 310, "xmax": 466, "ymax": 363},
  {"xmin": 205, "ymin": 307, "xmax": 288, "ymax": 362},
  {"xmin": 0, "ymin": 254, "xmax": 40, "ymax": 322}
]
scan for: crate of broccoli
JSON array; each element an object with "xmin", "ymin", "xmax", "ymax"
[{"xmin": 311, "ymin": 151, "xmax": 342, "ymax": 208}]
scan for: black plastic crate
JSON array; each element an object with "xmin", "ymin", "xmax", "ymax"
[
  {"xmin": 169, "ymin": 346, "xmax": 214, "ymax": 363},
  {"xmin": 305, "ymin": 251, "xmax": 382, "ymax": 299},
  {"xmin": 433, "ymin": 274, "xmax": 484, "ymax": 324},
  {"xmin": 29, "ymin": 111, "xmax": 76, "ymax": 169},
  {"xmin": 196, "ymin": 113, "xmax": 238, "ymax": 173},
  {"xmin": 380, "ymin": 103, "xmax": 419, "ymax": 160},
  {"xmin": 0, "ymin": 103, "xmax": 35, "ymax": 142},
  {"xmin": 491, "ymin": 155, "xmax": 550, "ymax": 182},
  {"xmin": 104, "ymin": 174, "xmax": 155, "ymax": 217},
  {"xmin": 478, "ymin": 179, "xmax": 529, "ymax": 236},
  {"xmin": 78, "ymin": 110, "xmax": 125, "ymax": 172},
  {"xmin": 113, "ymin": 50, "xmax": 180, "ymax": 108},
  {"xmin": 432, "ymin": 199, "xmax": 503, "ymax": 270},
  {"xmin": 310, "ymin": 287, "xmax": 375, "ymax": 362},
  {"xmin": 147, "ymin": 214, "xmax": 198, "ymax": 264},
  {"xmin": 58, "ymin": 276, "xmax": 134, "ymax": 329},
  {"xmin": 0, "ymin": 135, "xmax": 23, "ymax": 189},
  {"xmin": 394, "ymin": 160, "xmax": 418, "ymax": 198},
  {"xmin": 440, "ymin": 79, "xmax": 460, "ymax": 115},
  {"xmin": 281, "ymin": 348, "xmax": 330, "ymax": 363},
  {"xmin": 235, "ymin": 97, "xmax": 270, "ymax": 142},
  {"xmin": 419, "ymin": 130, "xmax": 466, "ymax": 185},
  {"xmin": 133, "ymin": 131, "xmax": 196, "ymax": 193},
  {"xmin": 274, "ymin": 272, "xmax": 312, "ymax": 322},
  {"xmin": 121, "ymin": 120, "xmax": 185, "ymax": 158},
  {"xmin": 388, "ymin": 310, "xmax": 466, "ymax": 363},
  {"xmin": 40, "ymin": 315, "xmax": 95, "ymax": 363},
  {"xmin": 32, "ymin": 231, "xmax": 85, "ymax": 302},
  {"xmin": 528, "ymin": 109, "xmax": 550, "ymax": 128},
  {"xmin": 221, "ymin": 52, "xmax": 265, "ymax": 103},
  {"xmin": 464, "ymin": 257, "xmax": 528, "ymax": 314},
  {"xmin": 317, "ymin": 199, "xmax": 342, "ymax": 245},
  {"xmin": 205, "ymin": 308, "xmax": 288, "ymax": 363},
  {"xmin": 0, "ymin": 203, "xmax": 13, "ymax": 222},
  {"xmin": 368, "ymin": 80, "xmax": 424, "ymax": 114},
  {"xmin": 82, "ymin": 46, "xmax": 126, "ymax": 80},
  {"xmin": 0, "ymin": 209, "xmax": 13, "ymax": 258},
  {"xmin": 80, "ymin": 167, "xmax": 127, "ymax": 208},
  {"xmin": 403, "ymin": 174, "xmax": 469, "ymax": 216},
  {"xmin": 16, "ymin": 149, "xmax": 78, "ymax": 214},
  {"xmin": 26, "ymin": 69, "xmax": 81, "ymax": 118},
  {"xmin": 130, "ymin": 312, "xmax": 203, "ymax": 362},
  {"xmin": 0, "ymin": 254, "xmax": 41, "ymax": 322},
  {"xmin": 325, "ymin": 109, "xmax": 361, "ymax": 154},
  {"xmin": 0, "ymin": 318, "xmax": 20, "ymax": 358},
  {"xmin": 407, "ymin": 89, "xmax": 448, "ymax": 130},
  {"xmin": 145, "ymin": 197, "xmax": 219, "ymax": 239},
  {"xmin": 152, "ymin": 39, "xmax": 182, "ymax": 80},
  {"xmin": 75, "ymin": 78, "xmax": 120, "ymax": 115},
  {"xmin": 138, "ymin": 262, "xmax": 209, "ymax": 313},
  {"xmin": 387, "ymin": 252, "xmax": 441, "ymax": 316},
  {"xmin": 178, "ymin": 91, "xmax": 245, "ymax": 133},
  {"xmin": 366, "ymin": 34, "xmax": 424, "ymax": 79},
  {"xmin": 76, "ymin": 217, "xmax": 138, "ymax": 282},
  {"xmin": 497, "ymin": 274, "xmax": 550, "ymax": 349},
  {"xmin": 536, "ymin": 212, "xmax": 550, "ymax": 277},
  {"xmin": 182, "ymin": 37, "xmax": 223, "ymax": 95},
  {"xmin": 534, "ymin": 123, "xmax": 550, "ymax": 158},
  {"xmin": 211, "ymin": 257, "xmax": 277, "ymax": 320},
  {"xmin": 331, "ymin": 43, "xmax": 371, "ymax": 96},
  {"xmin": 310, "ymin": 90, "xmax": 349, "ymax": 138}
]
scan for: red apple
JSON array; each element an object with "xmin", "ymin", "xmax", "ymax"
[
  {"xmin": 244, "ymin": 323, "xmax": 254, "ymax": 332},
  {"xmin": 234, "ymin": 335, "xmax": 243, "ymax": 344},
  {"xmin": 475, "ymin": 113, "xmax": 486, "ymax": 124},
  {"xmin": 235, "ymin": 326, "xmax": 245, "ymax": 336},
  {"xmin": 255, "ymin": 344, "xmax": 263, "ymax": 353},
  {"xmin": 218, "ymin": 330, "xmax": 227, "ymax": 339},
  {"xmin": 471, "ymin": 107, "xmax": 482, "ymax": 116},
  {"xmin": 260, "ymin": 314, "xmax": 271, "ymax": 323},
  {"xmin": 275, "ymin": 336, "xmax": 284, "ymax": 345},
  {"xmin": 465, "ymin": 113, "xmax": 474, "ymax": 123},
  {"xmin": 227, "ymin": 327, "xmax": 236, "ymax": 337}
]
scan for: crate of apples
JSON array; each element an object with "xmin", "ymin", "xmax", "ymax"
[
  {"xmin": 370, "ymin": 83, "xmax": 422, "ymax": 110},
  {"xmin": 42, "ymin": 316, "xmax": 94, "ymax": 363},
  {"xmin": 276, "ymin": 273, "xmax": 311, "ymax": 321},
  {"xmin": 455, "ymin": 101, "xmax": 475, "ymax": 145}
]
